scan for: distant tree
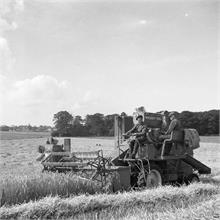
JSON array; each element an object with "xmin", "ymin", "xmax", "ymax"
[
  {"xmin": 0, "ymin": 125, "xmax": 10, "ymax": 131},
  {"xmin": 179, "ymin": 111, "xmax": 194, "ymax": 128},
  {"xmin": 27, "ymin": 124, "xmax": 32, "ymax": 131},
  {"xmin": 179, "ymin": 110, "xmax": 219, "ymax": 135},
  {"xmin": 85, "ymin": 113, "xmax": 105, "ymax": 136},
  {"xmin": 50, "ymin": 109, "xmax": 219, "ymax": 137},
  {"xmin": 120, "ymin": 112, "xmax": 127, "ymax": 117},
  {"xmin": 72, "ymin": 115, "xmax": 83, "ymax": 126},
  {"xmin": 32, "ymin": 126, "xmax": 38, "ymax": 132},
  {"xmin": 51, "ymin": 130, "xmax": 59, "ymax": 137},
  {"xmin": 1, "ymin": 109, "xmax": 219, "ymax": 136},
  {"xmin": 71, "ymin": 115, "xmax": 88, "ymax": 136},
  {"xmin": 53, "ymin": 111, "xmax": 73, "ymax": 136},
  {"xmin": 206, "ymin": 110, "xmax": 219, "ymax": 135},
  {"xmin": 104, "ymin": 114, "xmax": 118, "ymax": 136},
  {"xmin": 124, "ymin": 116, "xmax": 134, "ymax": 133}
]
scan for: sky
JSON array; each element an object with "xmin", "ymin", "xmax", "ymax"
[{"xmin": 0, "ymin": 0, "xmax": 219, "ymax": 126}]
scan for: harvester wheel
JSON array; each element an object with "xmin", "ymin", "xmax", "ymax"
[
  {"xmin": 138, "ymin": 165, "xmax": 162, "ymax": 188},
  {"xmin": 185, "ymin": 174, "xmax": 200, "ymax": 184}
]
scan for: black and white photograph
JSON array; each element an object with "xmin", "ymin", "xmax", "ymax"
[{"xmin": 0, "ymin": 0, "xmax": 219, "ymax": 219}]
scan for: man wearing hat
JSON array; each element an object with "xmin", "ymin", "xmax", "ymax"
[
  {"xmin": 123, "ymin": 115, "xmax": 147, "ymax": 159},
  {"xmin": 160, "ymin": 111, "xmax": 182, "ymax": 140},
  {"xmin": 166, "ymin": 112, "xmax": 182, "ymax": 134}
]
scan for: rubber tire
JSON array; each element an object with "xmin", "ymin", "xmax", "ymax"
[
  {"xmin": 137, "ymin": 164, "xmax": 163, "ymax": 188},
  {"xmin": 185, "ymin": 174, "xmax": 200, "ymax": 184}
]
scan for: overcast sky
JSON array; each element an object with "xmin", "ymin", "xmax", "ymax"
[{"xmin": 0, "ymin": 0, "xmax": 219, "ymax": 125}]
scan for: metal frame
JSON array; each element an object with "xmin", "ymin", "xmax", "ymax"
[
  {"xmin": 115, "ymin": 116, "xmax": 127, "ymax": 158},
  {"xmin": 41, "ymin": 150, "xmax": 115, "ymax": 187},
  {"xmin": 123, "ymin": 158, "xmax": 151, "ymax": 186}
]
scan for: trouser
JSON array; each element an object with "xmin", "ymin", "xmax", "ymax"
[
  {"xmin": 128, "ymin": 136, "xmax": 146, "ymax": 158},
  {"xmin": 159, "ymin": 134, "xmax": 171, "ymax": 141}
]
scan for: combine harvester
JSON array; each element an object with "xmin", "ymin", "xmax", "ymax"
[{"xmin": 37, "ymin": 110, "xmax": 211, "ymax": 191}]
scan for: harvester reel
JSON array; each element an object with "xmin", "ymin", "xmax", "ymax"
[{"xmin": 85, "ymin": 155, "xmax": 115, "ymax": 187}]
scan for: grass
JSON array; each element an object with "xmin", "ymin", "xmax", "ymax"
[
  {"xmin": 0, "ymin": 135, "xmax": 219, "ymax": 219},
  {"xmin": 0, "ymin": 136, "xmax": 116, "ymax": 177},
  {"xmin": 0, "ymin": 131, "xmax": 50, "ymax": 140},
  {"xmin": 0, "ymin": 183, "xmax": 219, "ymax": 219},
  {"xmin": 200, "ymin": 136, "xmax": 220, "ymax": 143},
  {"xmin": 120, "ymin": 195, "xmax": 220, "ymax": 220},
  {"xmin": 0, "ymin": 172, "xmax": 103, "ymax": 207}
]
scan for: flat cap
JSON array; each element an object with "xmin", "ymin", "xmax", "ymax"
[{"xmin": 168, "ymin": 111, "xmax": 176, "ymax": 117}]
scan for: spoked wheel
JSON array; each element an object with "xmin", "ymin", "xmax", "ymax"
[
  {"xmin": 185, "ymin": 174, "xmax": 200, "ymax": 184},
  {"xmin": 146, "ymin": 169, "xmax": 162, "ymax": 188},
  {"xmin": 137, "ymin": 165, "xmax": 163, "ymax": 188}
]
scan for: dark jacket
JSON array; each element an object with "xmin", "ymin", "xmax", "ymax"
[
  {"xmin": 126, "ymin": 122, "xmax": 147, "ymax": 138},
  {"xmin": 166, "ymin": 118, "xmax": 182, "ymax": 134}
]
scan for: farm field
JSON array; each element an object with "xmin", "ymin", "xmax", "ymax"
[
  {"xmin": 200, "ymin": 135, "xmax": 220, "ymax": 143},
  {"xmin": 0, "ymin": 132, "xmax": 219, "ymax": 177},
  {"xmin": 0, "ymin": 132, "xmax": 219, "ymax": 219},
  {"xmin": 0, "ymin": 131, "xmax": 50, "ymax": 140},
  {"xmin": 0, "ymin": 136, "xmax": 116, "ymax": 177}
]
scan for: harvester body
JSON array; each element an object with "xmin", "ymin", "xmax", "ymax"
[
  {"xmin": 38, "ymin": 110, "xmax": 211, "ymax": 190},
  {"xmin": 112, "ymin": 113, "xmax": 211, "ymax": 187}
]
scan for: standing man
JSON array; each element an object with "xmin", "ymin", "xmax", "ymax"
[{"xmin": 123, "ymin": 115, "xmax": 147, "ymax": 159}]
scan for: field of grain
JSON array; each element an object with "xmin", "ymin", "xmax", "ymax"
[
  {"xmin": 0, "ymin": 131, "xmax": 50, "ymax": 140},
  {"xmin": 0, "ymin": 134, "xmax": 116, "ymax": 176},
  {"xmin": 0, "ymin": 132, "xmax": 219, "ymax": 219},
  {"xmin": 200, "ymin": 135, "xmax": 220, "ymax": 143}
]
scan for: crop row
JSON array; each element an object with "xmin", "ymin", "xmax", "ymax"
[
  {"xmin": 0, "ymin": 183, "xmax": 219, "ymax": 219},
  {"xmin": 0, "ymin": 172, "xmax": 103, "ymax": 206}
]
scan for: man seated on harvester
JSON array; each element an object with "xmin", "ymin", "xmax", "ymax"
[
  {"xmin": 158, "ymin": 111, "xmax": 183, "ymax": 155},
  {"xmin": 123, "ymin": 115, "xmax": 148, "ymax": 159},
  {"xmin": 159, "ymin": 111, "xmax": 182, "ymax": 140}
]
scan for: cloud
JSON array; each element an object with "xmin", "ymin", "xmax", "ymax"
[
  {"xmin": 145, "ymin": 54, "xmax": 211, "ymax": 70},
  {"xmin": 0, "ymin": 0, "xmax": 24, "ymax": 32},
  {"xmin": 82, "ymin": 90, "xmax": 99, "ymax": 103},
  {"xmin": 0, "ymin": 37, "xmax": 15, "ymax": 74},
  {"xmin": 0, "ymin": 0, "xmax": 24, "ymax": 74},
  {"xmin": 0, "ymin": 74, "xmax": 101, "ymax": 124},
  {"xmin": 10, "ymin": 75, "xmax": 98, "ymax": 108},
  {"xmin": 14, "ymin": 0, "xmax": 24, "ymax": 11},
  {"xmin": 139, "ymin": 19, "xmax": 147, "ymax": 25},
  {"xmin": 0, "ymin": 18, "xmax": 17, "ymax": 34},
  {"xmin": 10, "ymin": 75, "xmax": 68, "ymax": 106},
  {"xmin": 121, "ymin": 19, "xmax": 154, "ymax": 31},
  {"xmin": 0, "ymin": 0, "xmax": 24, "ymax": 15},
  {"xmin": 0, "ymin": 73, "xmax": 9, "ymax": 94},
  {"xmin": 0, "ymin": 74, "xmax": 72, "ymax": 124}
]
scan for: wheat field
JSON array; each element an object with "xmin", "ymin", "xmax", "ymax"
[{"xmin": 0, "ymin": 132, "xmax": 219, "ymax": 219}]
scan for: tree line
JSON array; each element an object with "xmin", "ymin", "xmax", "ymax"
[{"xmin": 52, "ymin": 110, "xmax": 219, "ymax": 137}]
